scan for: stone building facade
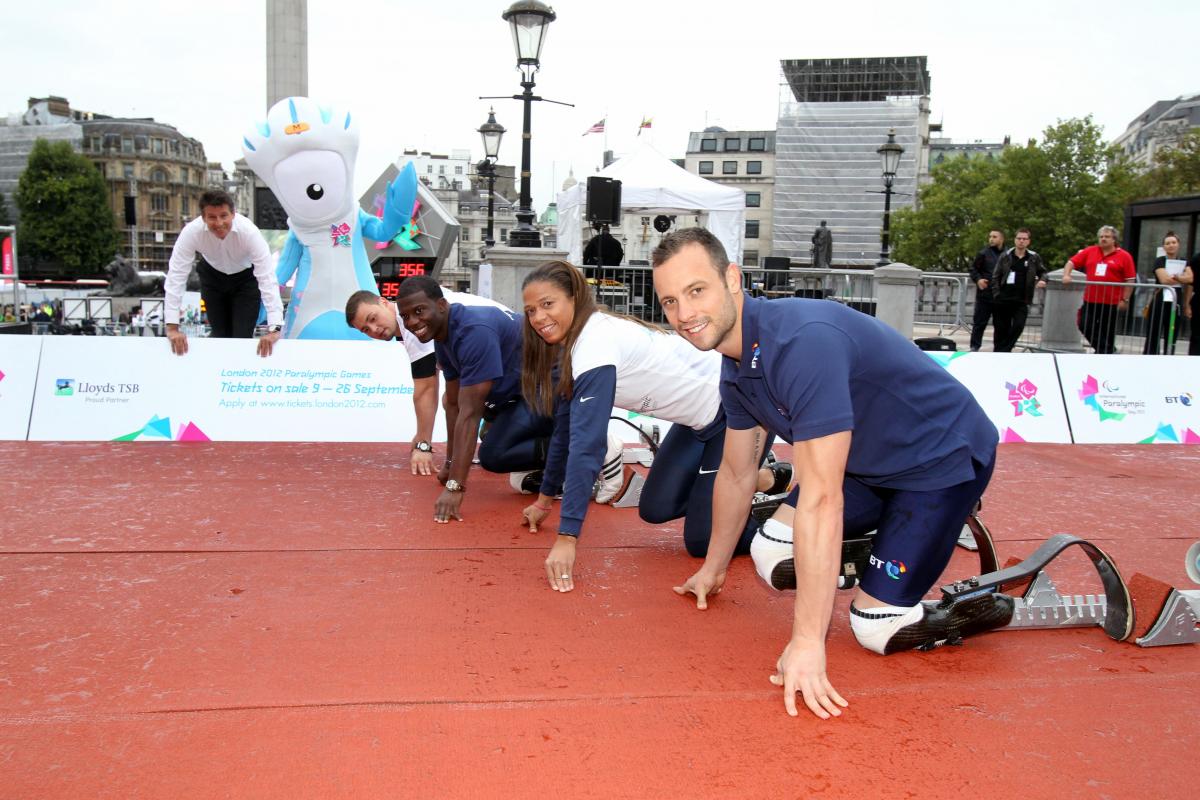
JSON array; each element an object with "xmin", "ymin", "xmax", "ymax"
[
  {"xmin": 1, "ymin": 96, "xmax": 208, "ymax": 274},
  {"xmin": 684, "ymin": 127, "xmax": 775, "ymax": 266},
  {"xmin": 80, "ymin": 117, "xmax": 208, "ymax": 272}
]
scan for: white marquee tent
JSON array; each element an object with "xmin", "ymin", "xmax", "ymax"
[{"xmin": 556, "ymin": 143, "xmax": 746, "ymax": 266}]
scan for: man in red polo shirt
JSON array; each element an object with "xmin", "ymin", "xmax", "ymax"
[{"xmin": 1062, "ymin": 225, "xmax": 1136, "ymax": 354}]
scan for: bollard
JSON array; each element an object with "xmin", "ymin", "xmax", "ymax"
[
  {"xmin": 1041, "ymin": 268, "xmax": 1085, "ymax": 353},
  {"xmin": 873, "ymin": 262, "xmax": 921, "ymax": 340}
]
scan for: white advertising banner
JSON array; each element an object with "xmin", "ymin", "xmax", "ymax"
[
  {"xmin": 28, "ymin": 337, "xmax": 427, "ymax": 442},
  {"xmin": 0, "ymin": 336, "xmax": 42, "ymax": 440},
  {"xmin": 925, "ymin": 352, "xmax": 1072, "ymax": 443},
  {"xmin": 1055, "ymin": 354, "xmax": 1200, "ymax": 444}
]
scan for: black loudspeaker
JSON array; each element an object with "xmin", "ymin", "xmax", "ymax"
[
  {"xmin": 914, "ymin": 337, "xmax": 957, "ymax": 352},
  {"xmin": 586, "ymin": 176, "xmax": 622, "ymax": 225},
  {"xmin": 762, "ymin": 256, "xmax": 791, "ymax": 291},
  {"xmin": 653, "ymin": 214, "xmax": 673, "ymax": 233},
  {"xmin": 254, "ymin": 187, "xmax": 289, "ymax": 230},
  {"xmin": 124, "ymin": 196, "xmax": 136, "ymax": 227}
]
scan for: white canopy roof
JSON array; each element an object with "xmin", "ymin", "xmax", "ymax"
[{"xmin": 556, "ymin": 142, "xmax": 745, "ymax": 265}]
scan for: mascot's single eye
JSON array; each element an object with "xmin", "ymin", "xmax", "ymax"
[{"xmin": 306, "ymin": 184, "xmax": 324, "ymax": 200}]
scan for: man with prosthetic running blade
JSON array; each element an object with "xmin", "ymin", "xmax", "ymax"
[{"xmin": 652, "ymin": 228, "xmax": 1005, "ymax": 720}]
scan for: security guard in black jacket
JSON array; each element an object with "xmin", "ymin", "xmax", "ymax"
[{"xmin": 969, "ymin": 228, "xmax": 1005, "ymax": 351}]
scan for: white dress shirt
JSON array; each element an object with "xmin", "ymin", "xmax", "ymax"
[{"xmin": 164, "ymin": 213, "xmax": 284, "ymax": 326}]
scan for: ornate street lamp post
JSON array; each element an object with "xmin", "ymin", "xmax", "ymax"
[
  {"xmin": 876, "ymin": 128, "xmax": 904, "ymax": 266},
  {"xmin": 477, "ymin": 109, "xmax": 505, "ymax": 249},
  {"xmin": 499, "ymin": 0, "xmax": 556, "ymax": 247}
]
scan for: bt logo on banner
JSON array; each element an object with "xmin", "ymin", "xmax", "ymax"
[{"xmin": 1165, "ymin": 393, "xmax": 1194, "ymax": 407}]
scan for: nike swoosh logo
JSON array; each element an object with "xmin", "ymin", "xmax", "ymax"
[
  {"xmin": 698, "ymin": 467, "xmax": 718, "ymax": 475},
  {"xmin": 579, "ymin": 396, "xmax": 595, "ymax": 403}
]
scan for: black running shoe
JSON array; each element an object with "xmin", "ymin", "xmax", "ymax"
[
  {"xmin": 879, "ymin": 592, "xmax": 1015, "ymax": 655},
  {"xmin": 750, "ymin": 491, "xmax": 787, "ymax": 525},
  {"xmin": 522, "ymin": 470, "xmax": 544, "ymax": 495},
  {"xmin": 765, "ymin": 461, "xmax": 793, "ymax": 496}
]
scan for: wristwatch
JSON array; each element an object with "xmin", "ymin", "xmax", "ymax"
[
  {"xmin": 413, "ymin": 440, "xmax": 433, "ymax": 453},
  {"xmin": 445, "ymin": 479, "xmax": 465, "ymax": 492},
  {"xmin": 268, "ymin": 324, "xmax": 283, "ymax": 334}
]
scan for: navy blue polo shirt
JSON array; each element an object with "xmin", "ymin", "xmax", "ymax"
[
  {"xmin": 721, "ymin": 295, "xmax": 996, "ymax": 491},
  {"xmin": 435, "ymin": 303, "xmax": 523, "ymax": 406}
]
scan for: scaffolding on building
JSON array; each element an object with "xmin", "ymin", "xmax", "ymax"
[
  {"xmin": 773, "ymin": 57, "xmax": 930, "ymax": 267},
  {"xmin": 781, "ymin": 57, "xmax": 930, "ymax": 103}
]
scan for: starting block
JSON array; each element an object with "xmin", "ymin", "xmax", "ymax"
[
  {"xmin": 1136, "ymin": 588, "xmax": 1200, "ymax": 647},
  {"xmin": 937, "ymin": 534, "xmax": 1199, "ymax": 648},
  {"xmin": 612, "ymin": 472, "xmax": 646, "ymax": 508}
]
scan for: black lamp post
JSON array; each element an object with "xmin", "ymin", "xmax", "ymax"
[
  {"xmin": 876, "ymin": 128, "xmax": 904, "ymax": 266},
  {"xmin": 477, "ymin": 108, "xmax": 506, "ymax": 249},
  {"xmin": 500, "ymin": 0, "xmax": 556, "ymax": 247}
]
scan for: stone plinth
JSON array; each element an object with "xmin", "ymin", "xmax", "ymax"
[
  {"xmin": 1041, "ymin": 269, "xmax": 1085, "ymax": 352},
  {"xmin": 471, "ymin": 245, "xmax": 567, "ymax": 313},
  {"xmin": 873, "ymin": 262, "xmax": 921, "ymax": 339}
]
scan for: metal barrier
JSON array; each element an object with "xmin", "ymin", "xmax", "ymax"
[
  {"xmin": 1013, "ymin": 280, "xmax": 1187, "ymax": 354},
  {"xmin": 582, "ymin": 265, "xmax": 1193, "ymax": 356},
  {"xmin": 587, "ymin": 264, "xmax": 665, "ymax": 325},
  {"xmin": 915, "ymin": 274, "xmax": 969, "ymax": 335},
  {"xmin": 587, "ymin": 263, "xmax": 895, "ymax": 326},
  {"xmin": 23, "ymin": 321, "xmax": 215, "ymax": 337},
  {"xmin": 742, "ymin": 267, "xmax": 876, "ymax": 316}
]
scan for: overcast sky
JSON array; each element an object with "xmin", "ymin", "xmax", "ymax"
[{"xmin": 4, "ymin": 0, "xmax": 1198, "ymax": 215}]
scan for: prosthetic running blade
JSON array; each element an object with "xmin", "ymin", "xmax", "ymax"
[{"xmin": 940, "ymin": 533, "xmax": 1132, "ymax": 641}]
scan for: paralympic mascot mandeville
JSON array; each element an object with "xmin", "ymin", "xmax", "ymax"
[{"xmin": 241, "ymin": 97, "xmax": 417, "ymax": 339}]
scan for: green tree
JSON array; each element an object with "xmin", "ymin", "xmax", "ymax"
[
  {"xmin": 891, "ymin": 155, "xmax": 1002, "ymax": 271},
  {"xmin": 15, "ymin": 139, "xmax": 119, "ymax": 274},
  {"xmin": 1138, "ymin": 129, "xmax": 1200, "ymax": 197},
  {"xmin": 893, "ymin": 116, "xmax": 1143, "ymax": 271},
  {"xmin": 0, "ymin": 192, "xmax": 11, "ymax": 227}
]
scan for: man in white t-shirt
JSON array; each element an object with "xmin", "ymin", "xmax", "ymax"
[
  {"xmin": 345, "ymin": 287, "xmax": 510, "ymax": 476},
  {"xmin": 163, "ymin": 189, "xmax": 285, "ymax": 357}
]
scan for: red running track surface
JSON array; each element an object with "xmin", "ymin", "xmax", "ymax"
[{"xmin": 1, "ymin": 442, "xmax": 1197, "ymax": 799}]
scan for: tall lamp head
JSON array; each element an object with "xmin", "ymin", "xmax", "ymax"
[
  {"xmin": 478, "ymin": 108, "xmax": 506, "ymax": 161},
  {"xmin": 877, "ymin": 128, "xmax": 903, "ymax": 188},
  {"xmin": 502, "ymin": 0, "xmax": 556, "ymax": 82}
]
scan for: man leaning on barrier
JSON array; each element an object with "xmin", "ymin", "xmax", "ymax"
[
  {"xmin": 163, "ymin": 189, "xmax": 285, "ymax": 358},
  {"xmin": 1062, "ymin": 226, "xmax": 1135, "ymax": 354}
]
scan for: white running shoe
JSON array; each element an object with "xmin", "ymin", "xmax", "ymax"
[
  {"xmin": 594, "ymin": 433, "xmax": 628, "ymax": 504},
  {"xmin": 750, "ymin": 518, "xmax": 795, "ymax": 590}
]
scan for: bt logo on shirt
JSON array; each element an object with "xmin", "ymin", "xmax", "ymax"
[{"xmin": 869, "ymin": 554, "xmax": 908, "ymax": 580}]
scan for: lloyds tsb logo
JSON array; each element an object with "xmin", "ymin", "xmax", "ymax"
[{"xmin": 55, "ymin": 378, "xmax": 139, "ymax": 396}]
